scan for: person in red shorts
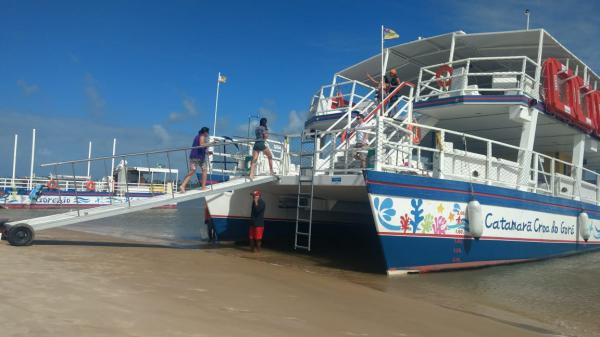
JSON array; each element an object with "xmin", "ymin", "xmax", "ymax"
[{"xmin": 249, "ymin": 190, "xmax": 266, "ymax": 252}]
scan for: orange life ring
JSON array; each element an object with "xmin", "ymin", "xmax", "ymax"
[
  {"xmin": 47, "ymin": 179, "xmax": 58, "ymax": 190},
  {"xmin": 86, "ymin": 181, "xmax": 96, "ymax": 191},
  {"xmin": 408, "ymin": 125, "xmax": 421, "ymax": 144},
  {"xmin": 330, "ymin": 91, "xmax": 347, "ymax": 109},
  {"xmin": 435, "ymin": 65, "xmax": 454, "ymax": 89}
]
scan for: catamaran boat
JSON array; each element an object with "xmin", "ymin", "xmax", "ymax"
[
  {"xmin": 0, "ymin": 164, "xmax": 180, "ymax": 209},
  {"xmin": 204, "ymin": 29, "xmax": 600, "ymax": 274},
  {"xmin": 3, "ymin": 29, "xmax": 600, "ymax": 275}
]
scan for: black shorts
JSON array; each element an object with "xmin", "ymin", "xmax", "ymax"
[{"xmin": 253, "ymin": 141, "xmax": 267, "ymax": 151}]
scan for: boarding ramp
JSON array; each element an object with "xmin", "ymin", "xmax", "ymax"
[
  {"xmin": 5, "ymin": 176, "xmax": 275, "ymax": 231},
  {"xmin": 0, "ymin": 138, "xmax": 284, "ymax": 246}
]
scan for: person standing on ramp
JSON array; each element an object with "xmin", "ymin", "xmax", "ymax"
[{"xmin": 249, "ymin": 118, "xmax": 275, "ymax": 179}]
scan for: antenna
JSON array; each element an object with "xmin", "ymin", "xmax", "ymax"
[{"xmin": 524, "ymin": 9, "xmax": 530, "ymax": 30}]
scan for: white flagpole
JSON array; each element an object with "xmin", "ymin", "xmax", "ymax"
[
  {"xmin": 11, "ymin": 134, "xmax": 18, "ymax": 187},
  {"xmin": 213, "ymin": 72, "xmax": 221, "ymax": 137},
  {"xmin": 381, "ymin": 25, "xmax": 385, "ymax": 117},
  {"xmin": 28, "ymin": 129, "xmax": 36, "ymax": 190},
  {"xmin": 111, "ymin": 138, "xmax": 117, "ymax": 174},
  {"xmin": 87, "ymin": 141, "xmax": 92, "ymax": 178}
]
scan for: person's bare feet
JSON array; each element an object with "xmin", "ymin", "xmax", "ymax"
[
  {"xmin": 179, "ymin": 187, "xmax": 186, "ymax": 194},
  {"xmin": 201, "ymin": 187, "xmax": 208, "ymax": 191}
]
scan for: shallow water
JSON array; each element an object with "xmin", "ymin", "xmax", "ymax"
[{"xmin": 2, "ymin": 205, "xmax": 599, "ymax": 337}]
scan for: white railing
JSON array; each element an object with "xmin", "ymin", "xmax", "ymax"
[
  {"xmin": 376, "ymin": 118, "xmax": 600, "ymax": 204},
  {"xmin": 0, "ymin": 177, "xmax": 177, "ymax": 195},
  {"xmin": 309, "ymin": 75, "xmax": 377, "ymax": 118},
  {"xmin": 416, "ymin": 56, "xmax": 540, "ymax": 102},
  {"xmin": 282, "ymin": 114, "xmax": 600, "ymax": 205}
]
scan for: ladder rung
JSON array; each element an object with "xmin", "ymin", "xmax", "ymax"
[
  {"xmin": 296, "ymin": 231, "xmax": 310, "ymax": 236},
  {"xmin": 298, "ymin": 204, "xmax": 311, "ymax": 209},
  {"xmin": 297, "ymin": 193, "xmax": 312, "ymax": 196},
  {"xmin": 300, "ymin": 153, "xmax": 313, "ymax": 157},
  {"xmin": 297, "ymin": 218, "xmax": 311, "ymax": 222},
  {"xmin": 295, "ymin": 245, "xmax": 310, "ymax": 250},
  {"xmin": 299, "ymin": 179, "xmax": 313, "ymax": 182}
]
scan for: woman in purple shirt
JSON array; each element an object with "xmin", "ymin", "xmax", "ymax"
[{"xmin": 180, "ymin": 127, "xmax": 210, "ymax": 193}]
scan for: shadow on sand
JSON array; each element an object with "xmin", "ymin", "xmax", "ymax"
[{"xmin": 33, "ymin": 239, "xmax": 181, "ymax": 249}]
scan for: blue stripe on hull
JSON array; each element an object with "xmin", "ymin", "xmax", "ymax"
[
  {"xmin": 379, "ymin": 235, "xmax": 600, "ymax": 271},
  {"xmin": 365, "ymin": 170, "xmax": 600, "ymax": 272}
]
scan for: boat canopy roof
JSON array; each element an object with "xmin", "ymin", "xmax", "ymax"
[{"xmin": 338, "ymin": 29, "xmax": 599, "ymax": 88}]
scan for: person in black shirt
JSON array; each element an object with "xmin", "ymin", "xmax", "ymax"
[
  {"xmin": 366, "ymin": 73, "xmax": 389, "ymax": 104},
  {"xmin": 249, "ymin": 190, "xmax": 266, "ymax": 252},
  {"xmin": 385, "ymin": 69, "xmax": 401, "ymax": 116}
]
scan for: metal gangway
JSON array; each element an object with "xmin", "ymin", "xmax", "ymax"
[{"xmin": 0, "ymin": 138, "xmax": 280, "ymax": 246}]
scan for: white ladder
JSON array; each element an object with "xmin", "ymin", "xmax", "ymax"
[{"xmin": 294, "ymin": 133, "xmax": 316, "ymax": 251}]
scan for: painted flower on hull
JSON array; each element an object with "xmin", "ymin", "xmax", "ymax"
[
  {"xmin": 421, "ymin": 214, "xmax": 434, "ymax": 233},
  {"xmin": 374, "ymin": 197, "xmax": 400, "ymax": 231},
  {"xmin": 433, "ymin": 216, "xmax": 448, "ymax": 235},
  {"xmin": 400, "ymin": 214, "xmax": 410, "ymax": 234}
]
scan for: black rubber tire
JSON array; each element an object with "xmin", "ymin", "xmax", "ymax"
[{"xmin": 7, "ymin": 223, "xmax": 35, "ymax": 246}]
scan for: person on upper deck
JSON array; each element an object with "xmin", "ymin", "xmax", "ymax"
[
  {"xmin": 249, "ymin": 118, "xmax": 275, "ymax": 179},
  {"xmin": 384, "ymin": 69, "xmax": 401, "ymax": 116},
  {"xmin": 366, "ymin": 73, "xmax": 389, "ymax": 104},
  {"xmin": 367, "ymin": 69, "xmax": 401, "ymax": 116},
  {"xmin": 180, "ymin": 127, "xmax": 211, "ymax": 193}
]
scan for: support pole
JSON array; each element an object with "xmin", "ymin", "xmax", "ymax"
[
  {"xmin": 572, "ymin": 134, "xmax": 586, "ymax": 200},
  {"xmin": 29, "ymin": 129, "xmax": 36, "ymax": 190},
  {"xmin": 87, "ymin": 141, "xmax": 92, "ymax": 178},
  {"xmin": 380, "ymin": 25, "xmax": 385, "ymax": 117},
  {"xmin": 213, "ymin": 72, "xmax": 221, "ymax": 137},
  {"xmin": 516, "ymin": 108, "xmax": 539, "ymax": 190},
  {"xmin": 534, "ymin": 29, "xmax": 544, "ymax": 99},
  {"xmin": 374, "ymin": 114, "xmax": 383, "ymax": 171},
  {"xmin": 111, "ymin": 138, "xmax": 117, "ymax": 176},
  {"xmin": 448, "ymin": 32, "xmax": 456, "ymax": 64},
  {"xmin": 11, "ymin": 134, "xmax": 18, "ymax": 187}
]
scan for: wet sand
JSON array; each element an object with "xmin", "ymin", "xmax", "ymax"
[{"xmin": 0, "ymin": 229, "xmax": 561, "ymax": 337}]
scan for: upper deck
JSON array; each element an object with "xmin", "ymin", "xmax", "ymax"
[{"xmin": 307, "ymin": 29, "xmax": 600, "ymax": 173}]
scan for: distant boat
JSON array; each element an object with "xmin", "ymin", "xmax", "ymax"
[{"xmin": 0, "ymin": 164, "xmax": 183, "ymax": 209}]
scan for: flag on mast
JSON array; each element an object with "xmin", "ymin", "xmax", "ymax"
[
  {"xmin": 383, "ymin": 27, "xmax": 399, "ymax": 40},
  {"xmin": 218, "ymin": 73, "xmax": 227, "ymax": 83}
]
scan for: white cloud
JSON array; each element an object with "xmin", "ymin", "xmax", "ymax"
[
  {"xmin": 283, "ymin": 110, "xmax": 304, "ymax": 134},
  {"xmin": 236, "ymin": 119, "xmax": 259, "ymax": 137},
  {"xmin": 182, "ymin": 97, "xmax": 198, "ymax": 116},
  {"xmin": 16, "ymin": 79, "xmax": 39, "ymax": 95},
  {"xmin": 0, "ymin": 110, "xmax": 190, "ymax": 178},
  {"xmin": 168, "ymin": 96, "xmax": 199, "ymax": 123},
  {"xmin": 447, "ymin": 0, "xmax": 600, "ymax": 71},
  {"xmin": 152, "ymin": 124, "xmax": 171, "ymax": 144},
  {"xmin": 84, "ymin": 73, "xmax": 106, "ymax": 117},
  {"xmin": 68, "ymin": 52, "xmax": 80, "ymax": 64}
]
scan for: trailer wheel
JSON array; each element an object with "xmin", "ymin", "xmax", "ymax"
[{"xmin": 7, "ymin": 224, "xmax": 35, "ymax": 246}]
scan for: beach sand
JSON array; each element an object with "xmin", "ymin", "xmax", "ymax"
[{"xmin": 0, "ymin": 229, "xmax": 559, "ymax": 337}]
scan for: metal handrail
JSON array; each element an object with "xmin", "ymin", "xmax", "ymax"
[{"xmin": 40, "ymin": 138, "xmax": 273, "ymax": 167}]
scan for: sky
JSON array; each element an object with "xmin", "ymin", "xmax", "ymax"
[{"xmin": 1, "ymin": 0, "xmax": 599, "ymax": 177}]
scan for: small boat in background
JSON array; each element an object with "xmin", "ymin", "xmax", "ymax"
[{"xmin": 0, "ymin": 164, "xmax": 182, "ymax": 209}]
